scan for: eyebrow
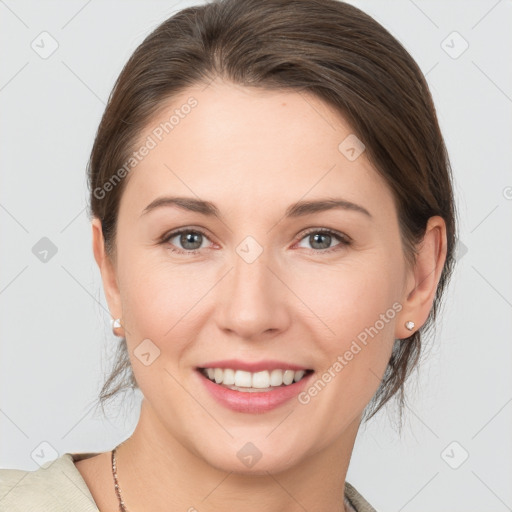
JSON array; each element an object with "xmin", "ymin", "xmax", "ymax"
[{"xmin": 140, "ymin": 196, "xmax": 372, "ymax": 219}]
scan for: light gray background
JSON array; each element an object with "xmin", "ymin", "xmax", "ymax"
[{"xmin": 1, "ymin": 1, "xmax": 511, "ymax": 511}]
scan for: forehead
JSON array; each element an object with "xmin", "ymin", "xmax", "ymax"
[{"xmin": 119, "ymin": 80, "xmax": 395, "ymax": 223}]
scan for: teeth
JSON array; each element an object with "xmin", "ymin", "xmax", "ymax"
[
  {"xmin": 235, "ymin": 370, "xmax": 252, "ymax": 387},
  {"xmin": 283, "ymin": 369, "xmax": 295, "ymax": 385},
  {"xmin": 214, "ymin": 368, "xmax": 223, "ymax": 384},
  {"xmin": 222, "ymin": 368, "xmax": 235, "ymax": 385},
  {"xmin": 251, "ymin": 370, "xmax": 269, "ymax": 388},
  {"xmin": 201, "ymin": 367, "xmax": 309, "ymax": 389}
]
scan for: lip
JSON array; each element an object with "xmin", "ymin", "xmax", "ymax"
[
  {"xmin": 195, "ymin": 368, "xmax": 314, "ymax": 414},
  {"xmin": 197, "ymin": 359, "xmax": 311, "ymax": 372}
]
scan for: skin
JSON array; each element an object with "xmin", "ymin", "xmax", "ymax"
[{"xmin": 77, "ymin": 79, "xmax": 447, "ymax": 512}]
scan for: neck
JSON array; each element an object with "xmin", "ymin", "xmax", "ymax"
[{"xmin": 113, "ymin": 399, "xmax": 360, "ymax": 512}]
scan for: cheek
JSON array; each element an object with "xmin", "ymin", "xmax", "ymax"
[
  {"xmin": 293, "ymin": 264, "xmax": 399, "ymax": 425},
  {"xmin": 290, "ymin": 254, "xmax": 400, "ymax": 398},
  {"xmin": 291, "ymin": 255, "xmax": 399, "ymax": 341},
  {"xmin": 117, "ymin": 254, "xmax": 213, "ymax": 357}
]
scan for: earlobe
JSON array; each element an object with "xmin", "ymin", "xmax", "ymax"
[
  {"xmin": 91, "ymin": 218, "xmax": 123, "ymax": 329},
  {"xmin": 396, "ymin": 216, "xmax": 447, "ymax": 339}
]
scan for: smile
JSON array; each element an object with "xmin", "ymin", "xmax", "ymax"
[
  {"xmin": 199, "ymin": 367, "xmax": 313, "ymax": 391},
  {"xmin": 195, "ymin": 366, "xmax": 315, "ymax": 413}
]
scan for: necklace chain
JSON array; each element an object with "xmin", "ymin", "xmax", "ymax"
[
  {"xmin": 111, "ymin": 445, "xmax": 352, "ymax": 512},
  {"xmin": 112, "ymin": 446, "xmax": 129, "ymax": 512}
]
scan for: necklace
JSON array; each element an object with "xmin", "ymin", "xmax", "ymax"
[
  {"xmin": 112, "ymin": 446, "xmax": 129, "ymax": 512},
  {"xmin": 111, "ymin": 445, "xmax": 353, "ymax": 512}
]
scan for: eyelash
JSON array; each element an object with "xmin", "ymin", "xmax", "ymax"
[{"xmin": 159, "ymin": 227, "xmax": 352, "ymax": 256}]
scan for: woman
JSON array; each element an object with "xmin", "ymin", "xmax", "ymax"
[{"xmin": 0, "ymin": 0, "xmax": 457, "ymax": 510}]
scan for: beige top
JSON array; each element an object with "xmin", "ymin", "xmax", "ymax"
[{"xmin": 0, "ymin": 452, "xmax": 377, "ymax": 512}]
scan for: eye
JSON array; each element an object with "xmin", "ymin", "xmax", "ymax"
[
  {"xmin": 161, "ymin": 228, "xmax": 212, "ymax": 254},
  {"xmin": 295, "ymin": 228, "xmax": 351, "ymax": 254},
  {"xmin": 160, "ymin": 227, "xmax": 351, "ymax": 256}
]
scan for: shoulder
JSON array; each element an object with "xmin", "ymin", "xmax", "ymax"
[
  {"xmin": 345, "ymin": 480, "xmax": 378, "ymax": 512},
  {"xmin": 0, "ymin": 452, "xmax": 100, "ymax": 512}
]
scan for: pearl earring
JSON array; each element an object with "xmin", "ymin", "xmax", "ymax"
[
  {"xmin": 111, "ymin": 318, "xmax": 122, "ymax": 335},
  {"xmin": 405, "ymin": 321, "xmax": 415, "ymax": 331}
]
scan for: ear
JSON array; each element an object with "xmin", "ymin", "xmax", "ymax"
[
  {"xmin": 396, "ymin": 215, "xmax": 448, "ymax": 339},
  {"xmin": 92, "ymin": 218, "xmax": 124, "ymax": 332}
]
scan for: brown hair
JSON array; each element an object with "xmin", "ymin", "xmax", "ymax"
[{"xmin": 87, "ymin": 0, "xmax": 458, "ymax": 430}]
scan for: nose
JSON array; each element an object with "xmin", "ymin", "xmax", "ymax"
[{"xmin": 214, "ymin": 244, "xmax": 291, "ymax": 341}]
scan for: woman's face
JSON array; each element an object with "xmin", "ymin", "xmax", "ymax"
[{"xmin": 95, "ymin": 80, "xmax": 419, "ymax": 474}]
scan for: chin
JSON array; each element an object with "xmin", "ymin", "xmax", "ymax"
[{"xmin": 196, "ymin": 438, "xmax": 307, "ymax": 476}]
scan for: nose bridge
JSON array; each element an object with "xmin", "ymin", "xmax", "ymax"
[{"xmin": 215, "ymin": 236, "xmax": 289, "ymax": 339}]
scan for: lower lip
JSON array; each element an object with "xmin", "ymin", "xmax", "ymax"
[{"xmin": 196, "ymin": 369, "xmax": 313, "ymax": 413}]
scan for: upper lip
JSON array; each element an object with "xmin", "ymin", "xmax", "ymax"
[{"xmin": 197, "ymin": 359, "xmax": 312, "ymax": 372}]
